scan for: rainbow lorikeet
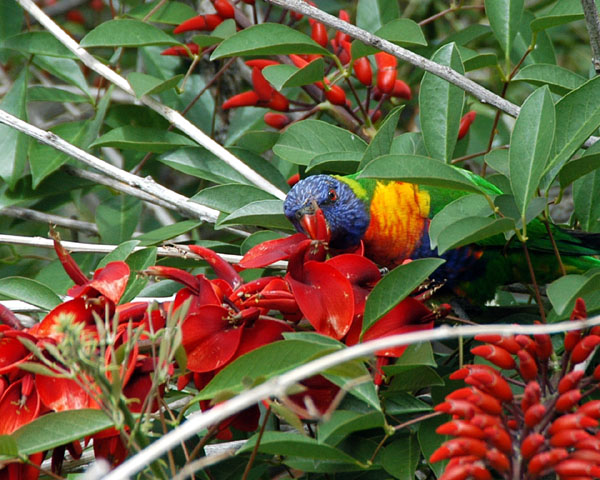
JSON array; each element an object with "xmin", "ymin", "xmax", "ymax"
[{"xmin": 283, "ymin": 171, "xmax": 600, "ymax": 302}]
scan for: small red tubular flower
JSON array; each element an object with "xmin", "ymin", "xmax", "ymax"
[
  {"xmin": 554, "ymin": 459, "xmax": 600, "ymax": 478},
  {"xmin": 213, "ymin": 0, "xmax": 235, "ymax": 19},
  {"xmin": 550, "ymin": 429, "xmax": 591, "ymax": 447},
  {"xmin": 375, "ymin": 52, "xmax": 397, "ymax": 93},
  {"xmin": 390, "ymin": 79, "xmax": 412, "ymax": 100},
  {"xmin": 528, "ymin": 448, "xmax": 569, "ymax": 476},
  {"xmin": 334, "ymin": 10, "xmax": 350, "ymax": 44},
  {"xmin": 222, "ymin": 91, "xmax": 260, "ymax": 110},
  {"xmin": 266, "ymin": 91, "xmax": 290, "ymax": 112},
  {"xmin": 517, "ymin": 349, "xmax": 538, "ymax": 381},
  {"xmin": 353, "ymin": 57, "xmax": 372, "ymax": 86},
  {"xmin": 457, "ymin": 111, "xmax": 476, "ymax": 140},
  {"xmin": 549, "ymin": 412, "xmax": 598, "ymax": 433},
  {"xmin": 324, "ymin": 84, "xmax": 347, "ymax": 106},
  {"xmin": 311, "ymin": 21, "xmax": 328, "ymax": 47},
  {"xmin": 558, "ymin": 370, "xmax": 585, "ymax": 394},
  {"xmin": 474, "ymin": 334, "xmax": 521, "ymax": 354},
  {"xmin": 174, "ymin": 15, "xmax": 207, "ymax": 33},
  {"xmin": 521, "ymin": 380, "xmax": 541, "ymax": 411},
  {"xmin": 429, "ymin": 438, "xmax": 487, "ymax": 463},
  {"xmin": 264, "ymin": 112, "xmax": 291, "ymax": 129},
  {"xmin": 245, "ymin": 59, "xmax": 280, "ymax": 70},
  {"xmin": 570, "ymin": 335, "xmax": 600, "ymax": 364},
  {"xmin": 436, "ymin": 420, "xmax": 485, "ymax": 439},
  {"xmin": 470, "ymin": 344, "xmax": 516, "ymax": 370},
  {"xmin": 161, "ymin": 44, "xmax": 201, "ymax": 57},
  {"xmin": 483, "ymin": 425, "xmax": 512, "ymax": 454},
  {"xmin": 521, "ymin": 433, "xmax": 545, "ymax": 459},
  {"xmin": 252, "ymin": 67, "xmax": 274, "ymax": 101},
  {"xmin": 555, "ymin": 389, "xmax": 582, "ymax": 412},
  {"xmin": 524, "ymin": 403, "xmax": 546, "ymax": 428}
]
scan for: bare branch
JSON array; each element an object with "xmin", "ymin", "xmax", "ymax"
[
  {"xmin": 15, "ymin": 0, "xmax": 286, "ymax": 201},
  {"xmin": 99, "ymin": 316, "xmax": 600, "ymax": 480},
  {"xmin": 0, "ymin": 206, "xmax": 99, "ymax": 236},
  {"xmin": 581, "ymin": 0, "xmax": 600, "ymax": 74}
]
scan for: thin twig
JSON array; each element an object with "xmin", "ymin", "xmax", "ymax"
[
  {"xmin": 522, "ymin": 242, "xmax": 547, "ymax": 323},
  {"xmin": 100, "ymin": 317, "xmax": 600, "ymax": 480},
  {"xmin": 581, "ymin": 0, "xmax": 600, "ymax": 74},
  {"xmin": 241, "ymin": 406, "xmax": 271, "ymax": 480},
  {"xmin": 419, "ymin": 4, "xmax": 485, "ymax": 27},
  {"xmin": 0, "ymin": 206, "xmax": 99, "ymax": 236}
]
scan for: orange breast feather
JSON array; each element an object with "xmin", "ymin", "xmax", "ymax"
[{"xmin": 362, "ymin": 181, "xmax": 430, "ymax": 267}]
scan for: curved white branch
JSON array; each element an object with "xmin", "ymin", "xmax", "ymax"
[
  {"xmin": 15, "ymin": 0, "xmax": 286, "ymax": 201},
  {"xmin": 100, "ymin": 316, "xmax": 600, "ymax": 480}
]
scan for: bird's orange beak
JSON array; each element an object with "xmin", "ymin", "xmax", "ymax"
[{"xmin": 299, "ymin": 207, "xmax": 331, "ymax": 243}]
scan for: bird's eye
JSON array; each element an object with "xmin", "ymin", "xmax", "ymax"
[{"xmin": 328, "ymin": 189, "xmax": 338, "ymax": 202}]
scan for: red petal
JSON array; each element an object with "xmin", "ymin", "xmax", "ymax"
[
  {"xmin": 0, "ymin": 331, "xmax": 35, "ymax": 374},
  {"xmin": 239, "ymin": 233, "xmax": 308, "ymax": 269},
  {"xmin": 0, "ymin": 379, "xmax": 41, "ymax": 434},
  {"xmin": 286, "ymin": 261, "xmax": 354, "ymax": 339},
  {"xmin": 187, "ymin": 328, "xmax": 244, "ymax": 373},
  {"xmin": 362, "ymin": 297, "xmax": 433, "ymax": 357},
  {"xmin": 36, "ymin": 374, "xmax": 90, "ymax": 411},
  {"xmin": 85, "ymin": 261, "xmax": 130, "ymax": 303},
  {"xmin": 145, "ymin": 266, "xmax": 201, "ymax": 292},
  {"xmin": 232, "ymin": 317, "xmax": 293, "ymax": 361},
  {"xmin": 35, "ymin": 297, "xmax": 92, "ymax": 338},
  {"xmin": 187, "ymin": 245, "xmax": 242, "ymax": 289},
  {"xmin": 52, "ymin": 232, "xmax": 89, "ymax": 286}
]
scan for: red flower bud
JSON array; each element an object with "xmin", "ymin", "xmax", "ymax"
[
  {"xmin": 549, "ymin": 413, "xmax": 598, "ymax": 434},
  {"xmin": 471, "ymin": 345, "xmax": 516, "ymax": 370},
  {"xmin": 266, "ymin": 91, "xmax": 289, "ymax": 112},
  {"xmin": 528, "ymin": 449, "xmax": 569, "ymax": 476},
  {"xmin": 517, "ymin": 349, "xmax": 538, "ymax": 381},
  {"xmin": 436, "ymin": 420, "xmax": 485, "ymax": 439},
  {"xmin": 521, "ymin": 381, "xmax": 541, "ymax": 411},
  {"xmin": 474, "ymin": 334, "xmax": 521, "ymax": 354},
  {"xmin": 570, "ymin": 335, "xmax": 600, "ymax": 364},
  {"xmin": 467, "ymin": 388, "xmax": 503, "ymax": 415},
  {"xmin": 555, "ymin": 389, "xmax": 582, "ymax": 412},
  {"xmin": 161, "ymin": 44, "xmax": 201, "ymax": 57},
  {"xmin": 554, "ymin": 459, "xmax": 600, "ymax": 477},
  {"xmin": 524, "ymin": 403, "xmax": 546, "ymax": 428},
  {"xmin": 264, "ymin": 112, "xmax": 290, "ymax": 129},
  {"xmin": 558, "ymin": 370, "xmax": 585, "ymax": 394},
  {"xmin": 325, "ymin": 85, "xmax": 347, "ymax": 106},
  {"xmin": 289, "ymin": 54, "xmax": 309, "ymax": 69},
  {"xmin": 245, "ymin": 59, "xmax": 280, "ymax": 70},
  {"xmin": 287, "ymin": 173, "xmax": 300, "ymax": 187},
  {"xmin": 335, "ymin": 10, "xmax": 350, "ymax": 44},
  {"xmin": 429, "ymin": 438, "xmax": 487, "ymax": 463},
  {"xmin": 463, "ymin": 369, "xmax": 513, "ymax": 402},
  {"xmin": 252, "ymin": 67, "xmax": 274, "ymax": 101},
  {"xmin": 222, "ymin": 91, "xmax": 259, "ymax": 110},
  {"xmin": 390, "ymin": 79, "xmax": 412, "ymax": 100},
  {"xmin": 578, "ymin": 400, "xmax": 600, "ymax": 419},
  {"xmin": 375, "ymin": 52, "xmax": 397, "ymax": 93},
  {"xmin": 311, "ymin": 22, "xmax": 328, "ymax": 48},
  {"xmin": 521, "ymin": 433, "xmax": 545, "ymax": 459},
  {"xmin": 550, "ymin": 429, "xmax": 591, "ymax": 447},
  {"xmin": 485, "ymin": 448, "xmax": 510, "ymax": 473},
  {"xmin": 483, "ymin": 425, "xmax": 512, "ymax": 453},
  {"xmin": 174, "ymin": 15, "xmax": 207, "ymax": 34},
  {"xmin": 434, "ymin": 399, "xmax": 481, "ymax": 419},
  {"xmin": 66, "ymin": 9, "xmax": 85, "ymax": 24},
  {"xmin": 213, "ymin": 0, "xmax": 235, "ymax": 19},
  {"xmin": 457, "ymin": 111, "xmax": 476, "ymax": 140},
  {"xmin": 353, "ymin": 57, "xmax": 372, "ymax": 86}
]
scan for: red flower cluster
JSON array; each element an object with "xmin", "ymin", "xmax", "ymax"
[{"xmin": 431, "ymin": 298, "xmax": 600, "ymax": 479}]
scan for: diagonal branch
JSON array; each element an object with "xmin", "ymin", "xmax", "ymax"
[
  {"xmin": 15, "ymin": 0, "xmax": 286, "ymax": 201},
  {"xmin": 100, "ymin": 316, "xmax": 600, "ymax": 480},
  {"xmin": 0, "ymin": 206, "xmax": 99, "ymax": 235},
  {"xmin": 581, "ymin": 0, "xmax": 600, "ymax": 74}
]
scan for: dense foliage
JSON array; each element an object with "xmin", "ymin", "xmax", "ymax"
[{"xmin": 2, "ymin": 0, "xmax": 600, "ymax": 478}]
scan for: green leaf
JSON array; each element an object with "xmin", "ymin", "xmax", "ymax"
[
  {"xmin": 387, "ymin": 366, "xmax": 444, "ymax": 390},
  {"xmin": 98, "ymin": 240, "xmax": 141, "ymax": 268},
  {"xmin": 494, "ymin": 194, "xmax": 547, "ymax": 230},
  {"xmin": 192, "ymin": 184, "xmax": 276, "ymax": 214},
  {"xmin": 512, "ymin": 64, "xmax": 587, "ymax": 95},
  {"xmin": 0, "ymin": 68, "xmax": 28, "ymax": 189},
  {"xmin": 390, "ymin": 132, "xmax": 427, "ymax": 156},
  {"xmin": 382, "ymin": 392, "xmax": 432, "ymax": 414},
  {"xmin": 29, "ymin": 121, "xmax": 89, "ymax": 188},
  {"xmin": 81, "ymin": 19, "xmax": 178, "ymax": 47},
  {"xmin": 241, "ymin": 231, "xmax": 284, "ymax": 254},
  {"xmin": 0, "ymin": 277, "xmax": 61, "ymax": 311},
  {"xmin": 429, "ymin": 195, "xmax": 493, "ymax": 250},
  {"xmin": 324, "ymin": 364, "xmax": 382, "ymax": 412},
  {"xmin": 573, "ymin": 168, "xmax": 600, "ymax": 231},
  {"xmin": 0, "ymin": 435, "xmax": 18, "ymax": 457},
  {"xmin": 509, "ymin": 86, "xmax": 555, "ymax": 218},
  {"xmin": 121, "ymin": 247, "xmax": 158, "ymax": 304},
  {"xmin": 134, "ymin": 220, "xmax": 201, "ymax": 246},
  {"xmin": 95, "ymin": 195, "xmax": 142, "ymax": 244},
  {"xmin": 418, "ymin": 414, "xmax": 449, "ymax": 477},
  {"xmin": 218, "ymin": 199, "xmax": 291, "ymax": 230},
  {"xmin": 543, "ymin": 76, "xmax": 600, "ymax": 186},
  {"xmin": 127, "ymin": 72, "xmax": 183, "ymax": 98},
  {"xmin": 238, "ymin": 431, "xmax": 360, "ymax": 465},
  {"xmin": 356, "ymin": 0, "xmax": 400, "ymax": 32},
  {"xmin": 419, "ymin": 43, "xmax": 465, "ymax": 163},
  {"xmin": 437, "ymin": 217, "xmax": 515, "ymax": 254},
  {"xmin": 392, "ymin": 342, "xmax": 436, "ymax": 368},
  {"xmin": 362, "ymin": 258, "xmax": 445, "ymax": 335},
  {"xmin": 547, "ymin": 272, "xmax": 600, "ymax": 315},
  {"xmin": 457, "ymin": 46, "xmax": 498, "ymax": 72},
  {"xmin": 4, "ymin": 31, "xmax": 76, "ymax": 58},
  {"xmin": 484, "ymin": 0, "xmax": 524, "ymax": 59},
  {"xmin": 274, "ymin": 120, "xmax": 367, "ymax": 166},
  {"xmin": 559, "ymin": 153, "xmax": 600, "ymax": 188},
  {"xmin": 33, "ymin": 56, "xmax": 90, "ymax": 96},
  {"xmin": 530, "ymin": 0, "xmax": 587, "ymax": 32},
  {"xmin": 360, "ymin": 155, "xmax": 487, "ymax": 194},
  {"xmin": 318, "ymin": 411, "xmax": 385, "ymax": 446},
  {"xmin": 306, "ymin": 151, "xmax": 362, "ymax": 175},
  {"xmin": 0, "ymin": 1, "xmax": 23, "ymax": 45},
  {"xmin": 28, "ymin": 86, "xmax": 88, "ymax": 104},
  {"xmin": 10, "ymin": 410, "xmax": 113, "ymax": 456},
  {"xmin": 351, "ymin": 18, "xmax": 426, "ymax": 58},
  {"xmin": 262, "ymin": 58, "xmax": 325, "ymax": 91},
  {"xmin": 211, "ymin": 23, "xmax": 330, "ymax": 60},
  {"xmin": 382, "ymin": 434, "xmax": 420, "ymax": 480},
  {"xmin": 127, "ymin": 0, "xmax": 197, "ymax": 25},
  {"xmin": 196, "ymin": 339, "xmax": 339, "ymax": 400},
  {"xmin": 90, "ymin": 126, "xmax": 196, "ymax": 152},
  {"xmin": 485, "ymin": 148, "xmax": 510, "ymax": 177},
  {"xmin": 359, "ymin": 107, "xmax": 403, "ymax": 169}
]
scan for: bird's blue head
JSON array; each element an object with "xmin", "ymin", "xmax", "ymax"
[{"xmin": 283, "ymin": 175, "xmax": 370, "ymax": 249}]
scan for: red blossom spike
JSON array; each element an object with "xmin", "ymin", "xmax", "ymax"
[
  {"xmin": 222, "ymin": 91, "xmax": 260, "ymax": 110},
  {"xmin": 474, "ymin": 334, "xmax": 521, "ymax": 354},
  {"xmin": 457, "ymin": 111, "xmax": 476, "ymax": 140},
  {"xmin": 239, "ymin": 233, "xmax": 308, "ymax": 269},
  {"xmin": 429, "ymin": 438, "xmax": 487, "ymax": 463},
  {"xmin": 187, "ymin": 245, "xmax": 242, "ymax": 289},
  {"xmin": 470, "ymin": 344, "xmax": 516, "ymax": 369},
  {"xmin": 161, "ymin": 44, "xmax": 200, "ymax": 57},
  {"xmin": 286, "ymin": 261, "xmax": 354, "ymax": 339},
  {"xmin": 556, "ymin": 389, "xmax": 582, "ymax": 412},
  {"xmin": 558, "ymin": 370, "xmax": 585, "ymax": 394},
  {"xmin": 570, "ymin": 335, "xmax": 600, "ymax": 364},
  {"xmin": 528, "ymin": 448, "xmax": 569, "ymax": 476},
  {"xmin": 521, "ymin": 433, "xmax": 545, "ymax": 459}
]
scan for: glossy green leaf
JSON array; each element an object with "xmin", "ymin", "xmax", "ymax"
[
  {"xmin": 97, "ymin": 240, "xmax": 141, "ymax": 268},
  {"xmin": 262, "ymin": 59, "xmax": 324, "ymax": 91},
  {"xmin": 192, "ymin": 184, "xmax": 276, "ymax": 214},
  {"xmin": 494, "ymin": 194, "xmax": 547, "ymax": 230},
  {"xmin": 393, "ymin": 342, "xmax": 436, "ymax": 367},
  {"xmin": 485, "ymin": 148, "xmax": 510, "ymax": 177},
  {"xmin": 211, "ymin": 23, "xmax": 329, "ymax": 60},
  {"xmin": 458, "ymin": 46, "xmax": 498, "ymax": 71},
  {"xmin": 484, "ymin": 0, "xmax": 524, "ymax": 58},
  {"xmin": 306, "ymin": 151, "xmax": 362, "ymax": 174},
  {"xmin": 387, "ymin": 366, "xmax": 444, "ymax": 391},
  {"xmin": 29, "ymin": 121, "xmax": 88, "ymax": 188},
  {"xmin": 419, "ymin": 43, "xmax": 464, "ymax": 163},
  {"xmin": 324, "ymin": 365, "xmax": 382, "ymax": 412},
  {"xmin": 95, "ymin": 195, "xmax": 142, "ymax": 244},
  {"xmin": 356, "ymin": 0, "xmax": 400, "ymax": 32},
  {"xmin": 573, "ymin": 169, "xmax": 600, "ymax": 231},
  {"xmin": 559, "ymin": 154, "xmax": 600, "ymax": 188},
  {"xmin": 318, "ymin": 410, "xmax": 385, "ymax": 446},
  {"xmin": 359, "ymin": 107, "xmax": 403, "ymax": 169},
  {"xmin": 436, "ymin": 217, "xmax": 515, "ymax": 254},
  {"xmin": 390, "ymin": 132, "xmax": 427, "ymax": 156},
  {"xmin": 196, "ymin": 339, "xmax": 339, "ymax": 400},
  {"xmin": 134, "ymin": 220, "xmax": 201, "ymax": 246},
  {"xmin": 10, "ymin": 410, "xmax": 113, "ymax": 456},
  {"xmin": 419, "ymin": 414, "xmax": 449, "ymax": 477},
  {"xmin": 543, "ymin": 76, "xmax": 600, "ymax": 186},
  {"xmin": 81, "ymin": 19, "xmax": 178, "ymax": 47},
  {"xmin": 509, "ymin": 86, "xmax": 555, "ymax": 218},
  {"xmin": 0, "ymin": 277, "xmax": 61, "ymax": 310},
  {"xmin": 383, "ymin": 392, "xmax": 432, "ymax": 414},
  {"xmin": 362, "ymin": 258, "xmax": 445, "ymax": 335},
  {"xmin": 90, "ymin": 126, "xmax": 196, "ymax": 152},
  {"xmin": 33, "ymin": 56, "xmax": 90, "ymax": 96},
  {"xmin": 274, "ymin": 119, "xmax": 367, "ymax": 166},
  {"xmin": 127, "ymin": 0, "xmax": 197, "ymax": 24},
  {"xmin": 241, "ymin": 231, "xmax": 284, "ymax": 254},
  {"xmin": 127, "ymin": 72, "xmax": 183, "ymax": 98},
  {"xmin": 0, "ymin": 436, "xmax": 18, "ymax": 457},
  {"xmin": 360, "ymin": 155, "xmax": 486, "ymax": 194},
  {"xmin": 530, "ymin": 0, "xmax": 586, "ymax": 32},
  {"xmin": 547, "ymin": 272, "xmax": 600, "ymax": 315},
  {"xmin": 4, "ymin": 31, "xmax": 76, "ymax": 58},
  {"xmin": 0, "ymin": 1, "xmax": 23, "ymax": 46},
  {"xmin": 441, "ymin": 24, "xmax": 492, "ymax": 47},
  {"xmin": 382, "ymin": 434, "xmax": 420, "ymax": 480},
  {"xmin": 0, "ymin": 68, "xmax": 28, "ymax": 189},
  {"xmin": 351, "ymin": 18, "xmax": 426, "ymax": 58},
  {"xmin": 512, "ymin": 64, "xmax": 586, "ymax": 95},
  {"xmin": 429, "ymin": 195, "xmax": 493, "ymax": 250},
  {"xmin": 28, "ymin": 86, "xmax": 89, "ymax": 104},
  {"xmin": 121, "ymin": 247, "xmax": 158, "ymax": 304},
  {"xmin": 218, "ymin": 199, "xmax": 290, "ymax": 230},
  {"xmin": 239, "ymin": 431, "xmax": 360, "ymax": 465}
]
